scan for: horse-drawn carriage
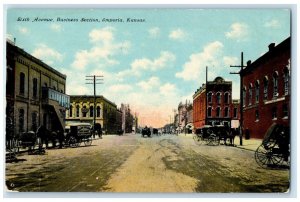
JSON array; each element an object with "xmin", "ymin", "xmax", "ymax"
[
  {"xmin": 64, "ymin": 122, "xmax": 93, "ymax": 147},
  {"xmin": 141, "ymin": 127, "xmax": 151, "ymax": 138},
  {"xmin": 254, "ymin": 123, "xmax": 290, "ymax": 168},
  {"xmin": 193, "ymin": 125, "xmax": 237, "ymax": 146}
]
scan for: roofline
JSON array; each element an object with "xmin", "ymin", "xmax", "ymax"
[{"xmin": 69, "ymin": 95, "xmax": 117, "ymax": 107}]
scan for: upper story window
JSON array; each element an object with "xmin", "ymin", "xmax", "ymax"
[
  {"xmin": 255, "ymin": 80, "xmax": 259, "ymax": 104},
  {"xmin": 272, "ymin": 106, "xmax": 277, "ymax": 120},
  {"xmin": 248, "ymin": 83, "xmax": 253, "ymax": 106},
  {"xmin": 242, "ymin": 86, "xmax": 246, "ymax": 107},
  {"xmin": 97, "ymin": 106, "xmax": 101, "ymax": 117},
  {"xmin": 31, "ymin": 112, "xmax": 38, "ymax": 132},
  {"xmin": 224, "ymin": 92, "xmax": 230, "ymax": 104},
  {"xmin": 207, "ymin": 92, "xmax": 212, "ymax": 103},
  {"xmin": 283, "ymin": 67, "xmax": 290, "ymax": 95},
  {"xmin": 216, "ymin": 107, "xmax": 221, "ymax": 118},
  {"xmin": 216, "ymin": 92, "xmax": 221, "ymax": 104},
  {"xmin": 233, "ymin": 107, "xmax": 238, "ymax": 118},
  {"xmin": 76, "ymin": 105, "xmax": 80, "ymax": 117},
  {"xmin": 263, "ymin": 76, "xmax": 269, "ymax": 100},
  {"xmin": 207, "ymin": 107, "xmax": 212, "ymax": 117},
  {"xmin": 255, "ymin": 110, "xmax": 259, "ymax": 121},
  {"xmin": 82, "ymin": 106, "xmax": 87, "ymax": 117},
  {"xmin": 19, "ymin": 108, "xmax": 25, "ymax": 133},
  {"xmin": 20, "ymin": 72, "xmax": 25, "ymax": 95},
  {"xmin": 283, "ymin": 104, "xmax": 289, "ymax": 118},
  {"xmin": 69, "ymin": 105, "xmax": 73, "ymax": 117},
  {"xmin": 33, "ymin": 78, "xmax": 38, "ymax": 98},
  {"xmin": 90, "ymin": 106, "xmax": 94, "ymax": 117},
  {"xmin": 273, "ymin": 71, "xmax": 279, "ymax": 98},
  {"xmin": 224, "ymin": 107, "xmax": 229, "ymax": 117}
]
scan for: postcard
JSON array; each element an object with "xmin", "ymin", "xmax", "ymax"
[{"xmin": 4, "ymin": 7, "xmax": 292, "ymax": 194}]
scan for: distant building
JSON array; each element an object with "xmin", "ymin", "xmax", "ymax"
[
  {"xmin": 241, "ymin": 37, "xmax": 290, "ymax": 139},
  {"xmin": 193, "ymin": 77, "xmax": 236, "ymax": 130},
  {"xmin": 6, "ymin": 40, "xmax": 70, "ymax": 140},
  {"xmin": 65, "ymin": 95, "xmax": 118, "ymax": 134},
  {"xmin": 121, "ymin": 104, "xmax": 134, "ymax": 133},
  {"xmin": 177, "ymin": 101, "xmax": 193, "ymax": 133}
]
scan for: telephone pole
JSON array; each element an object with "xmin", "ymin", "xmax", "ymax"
[
  {"xmin": 230, "ymin": 52, "xmax": 246, "ymax": 146},
  {"xmin": 85, "ymin": 75, "xmax": 104, "ymax": 135}
]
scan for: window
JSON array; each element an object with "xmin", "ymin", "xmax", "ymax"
[
  {"xmin": 233, "ymin": 108, "xmax": 238, "ymax": 118},
  {"xmin": 82, "ymin": 106, "xmax": 87, "ymax": 117},
  {"xmin": 283, "ymin": 104, "xmax": 289, "ymax": 118},
  {"xmin": 32, "ymin": 112, "xmax": 38, "ymax": 132},
  {"xmin": 19, "ymin": 109, "xmax": 25, "ymax": 133},
  {"xmin": 255, "ymin": 110, "xmax": 259, "ymax": 121},
  {"xmin": 248, "ymin": 84, "xmax": 253, "ymax": 106},
  {"xmin": 207, "ymin": 107, "xmax": 212, "ymax": 117},
  {"xmin": 69, "ymin": 105, "xmax": 73, "ymax": 117},
  {"xmin": 242, "ymin": 86, "xmax": 246, "ymax": 107},
  {"xmin": 224, "ymin": 107, "xmax": 229, "ymax": 117},
  {"xmin": 90, "ymin": 106, "xmax": 94, "ymax": 117},
  {"xmin": 263, "ymin": 76, "xmax": 268, "ymax": 100},
  {"xmin": 216, "ymin": 92, "xmax": 221, "ymax": 104},
  {"xmin": 207, "ymin": 92, "xmax": 212, "ymax": 103},
  {"xmin": 224, "ymin": 92, "xmax": 230, "ymax": 104},
  {"xmin": 33, "ymin": 78, "xmax": 38, "ymax": 98},
  {"xmin": 284, "ymin": 67, "xmax": 290, "ymax": 95},
  {"xmin": 216, "ymin": 107, "xmax": 221, "ymax": 118},
  {"xmin": 272, "ymin": 107, "xmax": 277, "ymax": 119},
  {"xmin": 273, "ymin": 72, "xmax": 278, "ymax": 98},
  {"xmin": 255, "ymin": 80, "xmax": 259, "ymax": 103},
  {"xmin": 76, "ymin": 105, "xmax": 80, "ymax": 117},
  {"xmin": 20, "ymin": 72, "xmax": 25, "ymax": 95},
  {"xmin": 97, "ymin": 106, "xmax": 101, "ymax": 117}
]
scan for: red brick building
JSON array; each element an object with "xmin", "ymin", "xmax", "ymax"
[
  {"xmin": 193, "ymin": 77, "xmax": 237, "ymax": 130},
  {"xmin": 241, "ymin": 37, "xmax": 290, "ymax": 139}
]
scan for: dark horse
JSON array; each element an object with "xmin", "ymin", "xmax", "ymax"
[{"xmin": 36, "ymin": 125, "xmax": 58, "ymax": 149}]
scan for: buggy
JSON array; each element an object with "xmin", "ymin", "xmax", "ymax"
[
  {"xmin": 254, "ymin": 123, "xmax": 290, "ymax": 168},
  {"xmin": 65, "ymin": 123, "xmax": 93, "ymax": 147}
]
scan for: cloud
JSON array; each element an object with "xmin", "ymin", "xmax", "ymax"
[
  {"xmin": 148, "ymin": 27, "xmax": 160, "ymax": 38},
  {"xmin": 223, "ymin": 56, "xmax": 239, "ymax": 66},
  {"xmin": 108, "ymin": 84, "xmax": 132, "ymax": 93},
  {"xmin": 32, "ymin": 43, "xmax": 63, "ymax": 65},
  {"xmin": 18, "ymin": 26, "xmax": 30, "ymax": 35},
  {"xmin": 50, "ymin": 23, "xmax": 62, "ymax": 32},
  {"xmin": 137, "ymin": 77, "xmax": 160, "ymax": 91},
  {"xmin": 175, "ymin": 41, "xmax": 224, "ymax": 81},
  {"xmin": 131, "ymin": 51, "xmax": 176, "ymax": 75},
  {"xmin": 264, "ymin": 20, "xmax": 280, "ymax": 28},
  {"xmin": 169, "ymin": 28, "xmax": 186, "ymax": 40},
  {"xmin": 71, "ymin": 27, "xmax": 131, "ymax": 70},
  {"xmin": 159, "ymin": 83, "xmax": 176, "ymax": 95},
  {"xmin": 225, "ymin": 22, "xmax": 248, "ymax": 40}
]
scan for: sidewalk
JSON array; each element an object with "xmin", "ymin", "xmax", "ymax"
[{"xmin": 234, "ymin": 137, "xmax": 262, "ymax": 152}]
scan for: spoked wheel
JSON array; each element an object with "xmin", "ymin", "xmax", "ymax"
[
  {"xmin": 255, "ymin": 144, "xmax": 284, "ymax": 168},
  {"xmin": 206, "ymin": 134, "xmax": 220, "ymax": 146},
  {"xmin": 193, "ymin": 135, "xmax": 203, "ymax": 145},
  {"xmin": 69, "ymin": 136, "xmax": 78, "ymax": 148},
  {"xmin": 84, "ymin": 137, "xmax": 92, "ymax": 146}
]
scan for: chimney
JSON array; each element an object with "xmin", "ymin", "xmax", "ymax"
[
  {"xmin": 14, "ymin": 38, "xmax": 16, "ymax": 44},
  {"xmin": 247, "ymin": 60, "xmax": 251, "ymax": 66},
  {"xmin": 268, "ymin": 43, "xmax": 275, "ymax": 51}
]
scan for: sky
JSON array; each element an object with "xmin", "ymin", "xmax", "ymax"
[{"xmin": 6, "ymin": 8, "xmax": 290, "ymax": 127}]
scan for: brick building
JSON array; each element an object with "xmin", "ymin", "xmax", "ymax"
[
  {"xmin": 193, "ymin": 77, "xmax": 236, "ymax": 130},
  {"xmin": 6, "ymin": 40, "xmax": 70, "ymax": 140},
  {"xmin": 241, "ymin": 37, "xmax": 290, "ymax": 139},
  {"xmin": 177, "ymin": 101, "xmax": 192, "ymax": 133}
]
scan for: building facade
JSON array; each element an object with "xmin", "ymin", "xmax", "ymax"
[
  {"xmin": 177, "ymin": 101, "xmax": 193, "ymax": 133},
  {"xmin": 6, "ymin": 40, "xmax": 70, "ymax": 140},
  {"xmin": 65, "ymin": 95, "xmax": 118, "ymax": 134},
  {"xmin": 193, "ymin": 77, "xmax": 236, "ymax": 130},
  {"xmin": 241, "ymin": 37, "xmax": 290, "ymax": 139}
]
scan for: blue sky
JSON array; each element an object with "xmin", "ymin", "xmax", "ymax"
[{"xmin": 6, "ymin": 8, "xmax": 290, "ymax": 127}]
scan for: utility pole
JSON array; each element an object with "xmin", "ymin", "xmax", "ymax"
[
  {"xmin": 230, "ymin": 52, "xmax": 246, "ymax": 146},
  {"xmin": 205, "ymin": 66, "xmax": 208, "ymax": 125},
  {"xmin": 85, "ymin": 75, "xmax": 103, "ymax": 136}
]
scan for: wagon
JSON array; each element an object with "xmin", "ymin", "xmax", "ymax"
[
  {"xmin": 141, "ymin": 127, "xmax": 151, "ymax": 138},
  {"xmin": 65, "ymin": 123, "xmax": 93, "ymax": 147},
  {"xmin": 193, "ymin": 125, "xmax": 219, "ymax": 146},
  {"xmin": 254, "ymin": 123, "xmax": 290, "ymax": 168}
]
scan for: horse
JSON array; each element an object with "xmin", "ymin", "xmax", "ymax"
[{"xmin": 36, "ymin": 125, "xmax": 58, "ymax": 149}]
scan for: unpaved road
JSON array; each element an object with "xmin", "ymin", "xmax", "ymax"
[{"xmin": 5, "ymin": 134, "xmax": 289, "ymax": 193}]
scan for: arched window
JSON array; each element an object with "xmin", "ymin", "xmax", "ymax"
[
  {"xmin": 69, "ymin": 105, "xmax": 73, "ymax": 117},
  {"xmin": 224, "ymin": 92, "xmax": 230, "ymax": 104},
  {"xmin": 90, "ymin": 106, "xmax": 94, "ymax": 117},
  {"xmin": 31, "ymin": 112, "xmax": 38, "ymax": 132},
  {"xmin": 82, "ymin": 106, "xmax": 87, "ymax": 117},
  {"xmin": 33, "ymin": 78, "xmax": 38, "ymax": 98},
  {"xmin": 216, "ymin": 92, "xmax": 221, "ymax": 104},
  {"xmin": 233, "ymin": 108, "xmax": 238, "ymax": 118},
  {"xmin": 97, "ymin": 106, "xmax": 101, "ymax": 117},
  {"xmin": 283, "ymin": 104, "xmax": 289, "ymax": 118},
  {"xmin": 263, "ymin": 76, "xmax": 269, "ymax": 100},
  {"xmin": 19, "ymin": 108, "xmax": 25, "ymax": 133},
  {"xmin": 216, "ymin": 107, "xmax": 221, "ymax": 118},
  {"xmin": 272, "ymin": 107, "xmax": 277, "ymax": 119},
  {"xmin": 255, "ymin": 80, "xmax": 259, "ymax": 103},
  {"xmin": 273, "ymin": 71, "xmax": 279, "ymax": 98},
  {"xmin": 242, "ymin": 86, "xmax": 246, "ymax": 107},
  {"xmin": 207, "ymin": 92, "xmax": 212, "ymax": 103},
  {"xmin": 207, "ymin": 107, "xmax": 212, "ymax": 117},
  {"xmin": 20, "ymin": 72, "xmax": 25, "ymax": 95},
  {"xmin": 283, "ymin": 67, "xmax": 290, "ymax": 95},
  {"xmin": 248, "ymin": 83, "xmax": 253, "ymax": 106},
  {"xmin": 224, "ymin": 107, "xmax": 229, "ymax": 117},
  {"xmin": 76, "ymin": 105, "xmax": 80, "ymax": 117}
]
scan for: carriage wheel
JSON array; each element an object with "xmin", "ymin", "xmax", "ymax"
[
  {"xmin": 207, "ymin": 134, "xmax": 219, "ymax": 146},
  {"xmin": 255, "ymin": 144, "xmax": 284, "ymax": 168},
  {"xmin": 69, "ymin": 136, "xmax": 78, "ymax": 148},
  {"xmin": 193, "ymin": 135, "xmax": 203, "ymax": 145},
  {"xmin": 84, "ymin": 137, "xmax": 92, "ymax": 146}
]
